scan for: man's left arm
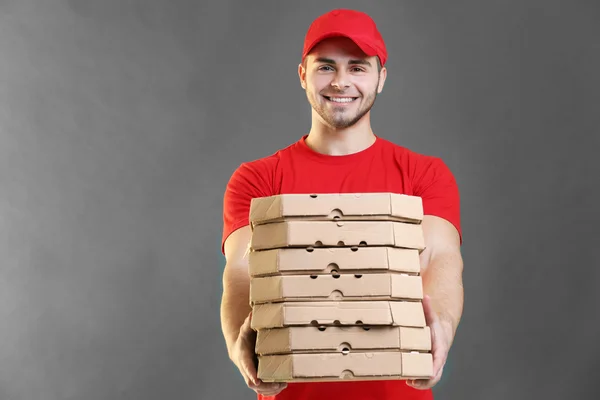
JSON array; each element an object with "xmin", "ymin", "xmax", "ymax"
[{"xmin": 408, "ymin": 214, "xmax": 464, "ymax": 390}]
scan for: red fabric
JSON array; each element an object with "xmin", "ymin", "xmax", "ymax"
[
  {"xmin": 302, "ymin": 9, "xmax": 388, "ymax": 66},
  {"xmin": 221, "ymin": 135, "xmax": 462, "ymax": 399}
]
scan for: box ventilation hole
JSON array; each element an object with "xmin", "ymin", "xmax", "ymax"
[
  {"xmin": 310, "ymin": 320, "xmax": 319, "ymax": 326},
  {"xmin": 355, "ymin": 320, "xmax": 363, "ymax": 325},
  {"xmin": 332, "ymin": 272, "xmax": 340, "ymax": 278},
  {"xmin": 305, "ymin": 247, "xmax": 314, "ymax": 253},
  {"xmin": 354, "ymin": 274, "xmax": 362, "ymax": 279},
  {"xmin": 362, "ymin": 326, "xmax": 371, "ymax": 331},
  {"xmin": 326, "ymin": 263, "xmax": 339, "ymax": 272},
  {"xmin": 340, "ymin": 370, "xmax": 355, "ymax": 379},
  {"xmin": 359, "ymin": 241, "xmax": 368, "ymax": 246},
  {"xmin": 309, "ymin": 194, "xmax": 318, "ymax": 198},
  {"xmin": 338, "ymin": 343, "xmax": 351, "ymax": 354},
  {"xmin": 328, "ymin": 208, "xmax": 343, "ymax": 219},
  {"xmin": 350, "ymin": 246, "xmax": 359, "ymax": 252},
  {"xmin": 337, "ymin": 241, "xmax": 345, "ymax": 246},
  {"xmin": 333, "ymin": 319, "xmax": 341, "ymax": 325},
  {"xmin": 310, "ymin": 275, "xmax": 318, "ymax": 279},
  {"xmin": 314, "ymin": 241, "xmax": 323, "ymax": 247},
  {"xmin": 330, "ymin": 290, "xmax": 343, "ymax": 300},
  {"xmin": 317, "ymin": 326, "xmax": 327, "ymax": 332}
]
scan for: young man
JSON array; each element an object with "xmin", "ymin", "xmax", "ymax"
[{"xmin": 220, "ymin": 9, "xmax": 464, "ymax": 400}]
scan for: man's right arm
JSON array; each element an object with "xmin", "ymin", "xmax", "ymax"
[
  {"xmin": 219, "ymin": 159, "xmax": 287, "ymax": 396},
  {"xmin": 220, "ymin": 225, "xmax": 288, "ymax": 396},
  {"xmin": 220, "ymin": 225, "xmax": 252, "ymax": 360}
]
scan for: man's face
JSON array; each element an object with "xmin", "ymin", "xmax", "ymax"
[{"xmin": 299, "ymin": 37, "xmax": 386, "ymax": 129}]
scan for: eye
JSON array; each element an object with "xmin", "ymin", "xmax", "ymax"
[{"xmin": 318, "ymin": 65, "xmax": 334, "ymax": 71}]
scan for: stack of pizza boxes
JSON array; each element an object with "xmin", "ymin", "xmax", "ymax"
[{"xmin": 247, "ymin": 193, "xmax": 433, "ymax": 383}]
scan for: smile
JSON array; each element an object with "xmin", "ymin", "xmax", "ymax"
[{"xmin": 323, "ymin": 96, "xmax": 358, "ymax": 103}]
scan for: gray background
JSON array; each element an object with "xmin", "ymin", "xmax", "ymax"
[{"xmin": 1, "ymin": 0, "xmax": 598, "ymax": 399}]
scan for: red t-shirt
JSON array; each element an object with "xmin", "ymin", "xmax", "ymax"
[{"xmin": 221, "ymin": 134, "xmax": 462, "ymax": 400}]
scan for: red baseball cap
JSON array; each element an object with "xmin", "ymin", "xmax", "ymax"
[{"xmin": 302, "ymin": 9, "xmax": 388, "ymax": 66}]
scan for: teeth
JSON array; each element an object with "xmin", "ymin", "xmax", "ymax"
[{"xmin": 328, "ymin": 97, "xmax": 355, "ymax": 103}]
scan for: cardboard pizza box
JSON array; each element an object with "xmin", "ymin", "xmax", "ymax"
[
  {"xmin": 255, "ymin": 325, "xmax": 431, "ymax": 355},
  {"xmin": 257, "ymin": 351, "xmax": 433, "ymax": 382},
  {"xmin": 250, "ymin": 300, "xmax": 426, "ymax": 330},
  {"xmin": 250, "ymin": 273, "xmax": 423, "ymax": 305},
  {"xmin": 248, "ymin": 246, "xmax": 421, "ymax": 277},
  {"xmin": 250, "ymin": 220, "xmax": 425, "ymax": 252},
  {"xmin": 249, "ymin": 193, "xmax": 423, "ymax": 227}
]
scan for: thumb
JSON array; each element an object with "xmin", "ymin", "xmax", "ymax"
[
  {"xmin": 241, "ymin": 350, "xmax": 260, "ymax": 386},
  {"xmin": 239, "ymin": 311, "xmax": 260, "ymax": 385},
  {"xmin": 422, "ymin": 294, "xmax": 438, "ymax": 327},
  {"xmin": 240, "ymin": 311, "xmax": 254, "ymax": 337}
]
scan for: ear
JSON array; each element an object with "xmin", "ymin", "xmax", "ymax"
[
  {"xmin": 377, "ymin": 66, "xmax": 387, "ymax": 94},
  {"xmin": 298, "ymin": 62, "xmax": 307, "ymax": 90}
]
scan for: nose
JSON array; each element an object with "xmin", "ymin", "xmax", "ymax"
[{"xmin": 330, "ymin": 70, "xmax": 350, "ymax": 90}]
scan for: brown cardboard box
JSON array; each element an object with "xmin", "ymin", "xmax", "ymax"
[
  {"xmin": 255, "ymin": 325, "xmax": 432, "ymax": 355},
  {"xmin": 250, "ymin": 220, "xmax": 425, "ymax": 252},
  {"xmin": 257, "ymin": 351, "xmax": 433, "ymax": 382},
  {"xmin": 247, "ymin": 193, "xmax": 432, "ymax": 383},
  {"xmin": 249, "ymin": 192, "xmax": 423, "ymax": 227},
  {"xmin": 250, "ymin": 273, "xmax": 423, "ymax": 304},
  {"xmin": 248, "ymin": 247, "xmax": 421, "ymax": 277},
  {"xmin": 251, "ymin": 300, "xmax": 426, "ymax": 330}
]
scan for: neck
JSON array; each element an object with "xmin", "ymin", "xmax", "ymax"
[{"xmin": 305, "ymin": 112, "xmax": 376, "ymax": 156}]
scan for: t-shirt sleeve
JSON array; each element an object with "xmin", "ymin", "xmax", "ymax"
[
  {"xmin": 413, "ymin": 157, "xmax": 463, "ymax": 245},
  {"xmin": 221, "ymin": 160, "xmax": 274, "ymax": 254}
]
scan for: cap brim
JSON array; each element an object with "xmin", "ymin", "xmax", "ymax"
[{"xmin": 303, "ymin": 32, "xmax": 379, "ymax": 60}]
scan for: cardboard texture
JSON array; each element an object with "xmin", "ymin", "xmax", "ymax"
[
  {"xmin": 248, "ymin": 247, "xmax": 421, "ymax": 277},
  {"xmin": 249, "ymin": 192, "xmax": 424, "ymax": 226},
  {"xmin": 251, "ymin": 300, "xmax": 426, "ymax": 330},
  {"xmin": 247, "ymin": 193, "xmax": 432, "ymax": 382},
  {"xmin": 250, "ymin": 220, "xmax": 425, "ymax": 252},
  {"xmin": 250, "ymin": 273, "xmax": 423, "ymax": 304},
  {"xmin": 257, "ymin": 352, "xmax": 433, "ymax": 382},
  {"xmin": 255, "ymin": 325, "xmax": 432, "ymax": 355}
]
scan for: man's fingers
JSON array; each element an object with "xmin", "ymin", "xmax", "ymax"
[
  {"xmin": 256, "ymin": 388, "xmax": 285, "ymax": 397},
  {"xmin": 245, "ymin": 376, "xmax": 258, "ymax": 390},
  {"xmin": 432, "ymin": 349, "xmax": 447, "ymax": 378},
  {"xmin": 433, "ymin": 359, "xmax": 445, "ymax": 380},
  {"xmin": 237, "ymin": 311, "xmax": 260, "ymax": 385},
  {"xmin": 434, "ymin": 365, "xmax": 444, "ymax": 382},
  {"xmin": 406, "ymin": 296, "xmax": 448, "ymax": 390},
  {"xmin": 242, "ymin": 367, "xmax": 258, "ymax": 387},
  {"xmin": 423, "ymin": 295, "xmax": 443, "ymax": 374},
  {"xmin": 407, "ymin": 362, "xmax": 445, "ymax": 390},
  {"xmin": 236, "ymin": 311, "xmax": 281, "ymax": 393},
  {"xmin": 408, "ymin": 379, "xmax": 434, "ymax": 391},
  {"xmin": 254, "ymin": 382, "xmax": 287, "ymax": 396},
  {"xmin": 430, "ymin": 321, "xmax": 448, "ymax": 376},
  {"xmin": 240, "ymin": 350, "xmax": 259, "ymax": 386},
  {"xmin": 407, "ymin": 378, "xmax": 428, "ymax": 390}
]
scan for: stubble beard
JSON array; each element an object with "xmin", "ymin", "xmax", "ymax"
[{"xmin": 307, "ymin": 82, "xmax": 379, "ymax": 130}]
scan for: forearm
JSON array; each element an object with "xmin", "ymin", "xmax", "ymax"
[
  {"xmin": 220, "ymin": 263, "xmax": 252, "ymax": 359},
  {"xmin": 421, "ymin": 250, "xmax": 464, "ymax": 344}
]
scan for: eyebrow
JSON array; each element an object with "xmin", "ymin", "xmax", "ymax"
[{"xmin": 314, "ymin": 57, "xmax": 372, "ymax": 67}]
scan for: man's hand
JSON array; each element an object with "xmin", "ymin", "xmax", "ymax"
[
  {"xmin": 407, "ymin": 294, "xmax": 453, "ymax": 390},
  {"xmin": 231, "ymin": 311, "xmax": 288, "ymax": 397}
]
